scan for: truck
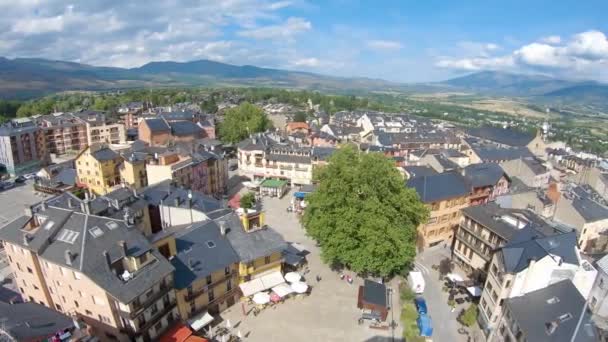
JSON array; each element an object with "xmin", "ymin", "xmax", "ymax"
[{"xmin": 408, "ymin": 271, "xmax": 425, "ymax": 294}]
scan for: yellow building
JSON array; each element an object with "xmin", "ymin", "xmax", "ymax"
[
  {"xmin": 407, "ymin": 172, "xmax": 470, "ymax": 248},
  {"xmin": 75, "ymin": 144, "xmax": 124, "ymax": 195},
  {"xmin": 120, "ymin": 153, "xmax": 148, "ymax": 190}
]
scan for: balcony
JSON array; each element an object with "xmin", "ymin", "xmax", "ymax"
[
  {"xmin": 189, "ymin": 287, "xmax": 239, "ymax": 318},
  {"xmin": 120, "ymin": 297, "xmax": 177, "ymax": 337},
  {"xmin": 185, "ymin": 272, "xmax": 236, "ymax": 302},
  {"xmin": 456, "ymin": 230, "xmax": 491, "ymax": 261},
  {"xmin": 129, "ymin": 282, "xmax": 173, "ymax": 318}
]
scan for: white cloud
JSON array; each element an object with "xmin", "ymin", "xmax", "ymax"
[
  {"xmin": 291, "ymin": 57, "xmax": 320, "ymax": 67},
  {"xmin": 366, "ymin": 40, "xmax": 402, "ymax": 51},
  {"xmin": 436, "ymin": 30, "xmax": 608, "ymax": 80},
  {"xmin": 268, "ymin": 1, "xmax": 292, "ymax": 10},
  {"xmin": 456, "ymin": 41, "xmax": 501, "ymax": 57},
  {"xmin": 238, "ymin": 17, "xmax": 311, "ymax": 40},
  {"xmin": 12, "ymin": 15, "xmax": 65, "ymax": 34},
  {"xmin": 541, "ymin": 35, "xmax": 561, "ymax": 44}
]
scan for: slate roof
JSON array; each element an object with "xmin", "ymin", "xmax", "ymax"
[
  {"xmin": 595, "ymin": 254, "xmax": 608, "ymax": 275},
  {"xmin": 91, "ymin": 148, "xmax": 120, "ymax": 161},
  {"xmin": 311, "ymin": 147, "xmax": 337, "ymax": 161},
  {"xmin": 362, "ymin": 279, "xmax": 387, "ymax": 308},
  {"xmin": 266, "ymin": 153, "xmax": 311, "ymax": 164},
  {"xmin": 0, "ymin": 204, "xmax": 174, "ymax": 304},
  {"xmin": 572, "ymin": 197, "xmax": 608, "ymax": 223},
  {"xmin": 463, "ymin": 163, "xmax": 507, "ymax": 188},
  {"xmin": 472, "ymin": 146, "xmax": 534, "ymax": 162},
  {"xmin": 406, "ymin": 171, "xmax": 469, "ymax": 203},
  {"xmin": 160, "ymin": 110, "xmax": 197, "ymax": 121},
  {"xmin": 462, "ymin": 203, "xmax": 558, "ymax": 241},
  {"xmin": 0, "ymin": 302, "xmax": 74, "ymax": 340},
  {"xmin": 467, "ymin": 126, "xmax": 536, "ymax": 147},
  {"xmin": 53, "ymin": 168, "xmax": 77, "ymax": 186},
  {"xmin": 403, "ymin": 166, "xmax": 437, "ymax": 178},
  {"xmin": 144, "ymin": 118, "xmax": 171, "ymax": 132},
  {"xmin": 170, "ymin": 121, "xmax": 203, "ymax": 137},
  {"xmin": 505, "ymin": 280, "xmax": 597, "ymax": 342},
  {"xmin": 171, "ymin": 220, "xmax": 240, "ymax": 289},
  {"xmin": 522, "ymin": 157, "xmax": 549, "ymax": 175},
  {"xmin": 217, "ymin": 211, "xmax": 287, "ymax": 263},
  {"xmin": 142, "ymin": 181, "xmax": 222, "ymax": 214},
  {"xmin": 500, "ymin": 229, "xmax": 579, "ymax": 273}
]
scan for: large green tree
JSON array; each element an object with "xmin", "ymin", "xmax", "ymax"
[
  {"xmin": 303, "ymin": 146, "xmax": 428, "ymax": 276},
  {"xmin": 219, "ymin": 102, "xmax": 272, "ymax": 143}
]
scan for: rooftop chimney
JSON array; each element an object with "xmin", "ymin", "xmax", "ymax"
[
  {"xmin": 188, "ymin": 259, "xmax": 195, "ymax": 270},
  {"xmin": 67, "ymin": 198, "xmax": 73, "ymax": 208},
  {"xmin": 102, "ymin": 250, "xmax": 112, "ymax": 269},
  {"xmin": 118, "ymin": 240, "xmax": 128, "ymax": 256},
  {"xmin": 23, "ymin": 234, "xmax": 30, "ymax": 246},
  {"xmin": 65, "ymin": 250, "xmax": 73, "ymax": 266},
  {"xmin": 219, "ymin": 221, "xmax": 227, "ymax": 236},
  {"xmin": 80, "ymin": 200, "xmax": 90, "ymax": 215}
]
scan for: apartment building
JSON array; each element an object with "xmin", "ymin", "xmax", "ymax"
[
  {"xmin": 0, "ymin": 118, "xmax": 46, "ymax": 176},
  {"xmin": 554, "ymin": 186, "xmax": 608, "ymax": 254},
  {"xmin": 406, "ymin": 172, "xmax": 470, "ymax": 248},
  {"xmin": 500, "ymin": 157, "xmax": 550, "ymax": 188},
  {"xmin": 75, "ymin": 110, "xmax": 126, "ymax": 145},
  {"xmin": 496, "ymin": 280, "xmax": 597, "ymax": 342},
  {"xmin": 237, "ymin": 134, "xmax": 314, "ymax": 186},
  {"xmin": 495, "ymin": 178, "xmax": 558, "ymax": 218},
  {"xmin": 462, "ymin": 163, "xmax": 510, "ymax": 205},
  {"xmin": 138, "ymin": 118, "xmax": 172, "ymax": 146},
  {"xmin": 146, "ymin": 151, "xmax": 195, "ymax": 190},
  {"xmin": 119, "ymin": 152, "xmax": 149, "ymax": 190},
  {"xmin": 588, "ymin": 255, "xmax": 608, "ymax": 340},
  {"xmin": 0, "ymin": 199, "xmax": 177, "ymax": 342},
  {"xmin": 478, "ymin": 228, "xmax": 597, "ymax": 340},
  {"xmin": 118, "ymin": 102, "xmax": 145, "ymax": 129},
  {"xmin": 453, "ymin": 203, "xmax": 562, "ymax": 276},
  {"xmin": 466, "ymin": 125, "xmax": 546, "ymax": 157},
  {"xmin": 75, "ymin": 145, "xmax": 124, "ymax": 195},
  {"xmin": 37, "ymin": 113, "xmax": 88, "ymax": 156}
]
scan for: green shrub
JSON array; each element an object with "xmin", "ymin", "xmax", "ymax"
[
  {"xmin": 458, "ymin": 304, "xmax": 478, "ymax": 327},
  {"xmin": 240, "ymin": 192, "xmax": 256, "ymax": 209}
]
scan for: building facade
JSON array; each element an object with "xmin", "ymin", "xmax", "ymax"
[
  {"xmin": 0, "ymin": 119, "xmax": 46, "ymax": 176},
  {"xmin": 75, "ymin": 145, "xmax": 124, "ymax": 195}
]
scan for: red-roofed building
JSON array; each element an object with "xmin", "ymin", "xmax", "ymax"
[{"xmin": 159, "ymin": 323, "xmax": 209, "ymax": 342}]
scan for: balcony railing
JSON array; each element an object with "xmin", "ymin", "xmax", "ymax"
[
  {"xmin": 129, "ymin": 282, "xmax": 173, "ymax": 318},
  {"xmin": 120, "ymin": 297, "xmax": 177, "ymax": 337},
  {"xmin": 185, "ymin": 272, "xmax": 236, "ymax": 302},
  {"xmin": 456, "ymin": 230, "xmax": 491, "ymax": 261}
]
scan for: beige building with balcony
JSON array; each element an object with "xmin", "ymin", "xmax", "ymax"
[
  {"xmin": 406, "ymin": 171, "xmax": 470, "ymax": 248},
  {"xmin": 237, "ymin": 135, "xmax": 313, "ymax": 185},
  {"xmin": 0, "ymin": 198, "xmax": 177, "ymax": 342}
]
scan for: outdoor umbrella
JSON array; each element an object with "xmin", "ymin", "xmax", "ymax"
[
  {"xmin": 226, "ymin": 319, "xmax": 231, "ymax": 329},
  {"xmin": 446, "ymin": 273, "xmax": 464, "ymax": 282},
  {"xmin": 291, "ymin": 281, "xmax": 308, "ymax": 294},
  {"xmin": 284, "ymin": 272, "xmax": 302, "ymax": 283},
  {"xmin": 270, "ymin": 292, "xmax": 281, "ymax": 303},
  {"xmin": 252, "ymin": 292, "xmax": 271, "ymax": 305}
]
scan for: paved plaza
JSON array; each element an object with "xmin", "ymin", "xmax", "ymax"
[
  {"xmin": 220, "ymin": 190, "xmax": 402, "ymax": 342},
  {"xmin": 0, "ymin": 180, "xmax": 44, "ymax": 225}
]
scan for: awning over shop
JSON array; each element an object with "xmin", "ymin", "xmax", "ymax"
[
  {"xmin": 293, "ymin": 192, "xmax": 307, "ymax": 199},
  {"xmin": 239, "ymin": 271, "xmax": 286, "ymax": 297},
  {"xmin": 188, "ymin": 311, "xmax": 214, "ymax": 331},
  {"xmin": 260, "ymin": 179, "xmax": 288, "ymax": 188},
  {"xmin": 446, "ymin": 273, "xmax": 464, "ymax": 282}
]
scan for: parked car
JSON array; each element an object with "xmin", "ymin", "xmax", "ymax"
[
  {"xmin": 23, "ymin": 173, "xmax": 36, "ymax": 179},
  {"xmin": 408, "ymin": 271, "xmax": 425, "ymax": 294},
  {"xmin": 0, "ymin": 181, "xmax": 14, "ymax": 190},
  {"xmin": 14, "ymin": 176, "xmax": 26, "ymax": 184},
  {"xmin": 414, "ymin": 297, "xmax": 428, "ymax": 315}
]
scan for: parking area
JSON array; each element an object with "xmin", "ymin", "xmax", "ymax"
[
  {"xmin": 220, "ymin": 189, "xmax": 402, "ymax": 342},
  {"xmin": 413, "ymin": 247, "xmax": 482, "ymax": 342}
]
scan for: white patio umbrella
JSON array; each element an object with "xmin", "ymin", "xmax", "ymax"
[
  {"xmin": 446, "ymin": 273, "xmax": 464, "ymax": 282},
  {"xmin": 252, "ymin": 291, "xmax": 271, "ymax": 305},
  {"xmin": 291, "ymin": 281, "xmax": 308, "ymax": 294},
  {"xmin": 237, "ymin": 331, "xmax": 243, "ymax": 338},
  {"xmin": 226, "ymin": 319, "xmax": 231, "ymax": 329},
  {"xmin": 284, "ymin": 271, "xmax": 302, "ymax": 283}
]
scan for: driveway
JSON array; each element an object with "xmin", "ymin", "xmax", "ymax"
[
  {"xmin": 413, "ymin": 246, "xmax": 470, "ymax": 342},
  {"xmin": 220, "ymin": 189, "xmax": 402, "ymax": 342}
]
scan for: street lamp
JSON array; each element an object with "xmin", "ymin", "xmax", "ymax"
[{"xmin": 188, "ymin": 190, "xmax": 193, "ymax": 224}]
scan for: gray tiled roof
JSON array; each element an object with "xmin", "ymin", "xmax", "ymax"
[
  {"xmin": 463, "ymin": 163, "xmax": 507, "ymax": 188},
  {"xmin": 403, "ymin": 166, "xmax": 437, "ymax": 178},
  {"xmin": 266, "ymin": 153, "xmax": 311, "ymax": 164},
  {"xmin": 500, "ymin": 229, "xmax": 579, "ymax": 273},
  {"xmin": 572, "ymin": 197, "xmax": 608, "ymax": 223},
  {"xmin": 467, "ymin": 126, "xmax": 535, "ymax": 147},
  {"xmin": 505, "ymin": 280, "xmax": 597, "ymax": 342},
  {"xmin": 144, "ymin": 118, "xmax": 170, "ymax": 132},
  {"xmin": 171, "ymin": 220, "xmax": 240, "ymax": 289},
  {"xmin": 0, "ymin": 302, "xmax": 74, "ymax": 340},
  {"xmin": 218, "ymin": 212, "xmax": 287, "ymax": 263},
  {"xmin": 472, "ymin": 146, "xmax": 534, "ymax": 162},
  {"xmin": 406, "ymin": 171, "xmax": 469, "ymax": 203},
  {"xmin": 92, "ymin": 148, "xmax": 120, "ymax": 161},
  {"xmin": 170, "ymin": 120, "xmax": 203, "ymax": 137}
]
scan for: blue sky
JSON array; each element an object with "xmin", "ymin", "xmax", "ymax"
[{"xmin": 1, "ymin": 0, "xmax": 607, "ymax": 82}]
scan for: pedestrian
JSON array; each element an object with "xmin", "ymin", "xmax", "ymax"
[{"xmin": 316, "ymin": 275, "xmax": 321, "ymax": 282}]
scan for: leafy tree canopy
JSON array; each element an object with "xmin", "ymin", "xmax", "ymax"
[
  {"xmin": 303, "ymin": 146, "xmax": 429, "ymax": 276},
  {"xmin": 240, "ymin": 192, "xmax": 256, "ymax": 209},
  {"xmin": 219, "ymin": 102, "xmax": 271, "ymax": 143},
  {"xmin": 292, "ymin": 111, "xmax": 308, "ymax": 122}
]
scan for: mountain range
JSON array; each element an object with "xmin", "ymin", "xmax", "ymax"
[{"xmin": 1, "ymin": 57, "xmax": 607, "ymax": 110}]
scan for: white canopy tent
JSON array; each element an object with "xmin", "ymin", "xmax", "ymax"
[
  {"xmin": 446, "ymin": 273, "xmax": 464, "ymax": 282},
  {"xmin": 291, "ymin": 281, "xmax": 309, "ymax": 294},
  {"xmin": 188, "ymin": 311, "xmax": 214, "ymax": 331},
  {"xmin": 239, "ymin": 270, "xmax": 285, "ymax": 297},
  {"xmin": 272, "ymin": 283, "xmax": 294, "ymax": 298},
  {"xmin": 252, "ymin": 292, "xmax": 271, "ymax": 305},
  {"xmin": 284, "ymin": 272, "xmax": 302, "ymax": 283}
]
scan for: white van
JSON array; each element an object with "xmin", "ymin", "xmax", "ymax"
[{"xmin": 408, "ymin": 271, "xmax": 425, "ymax": 294}]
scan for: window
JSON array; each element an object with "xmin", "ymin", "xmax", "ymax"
[
  {"xmin": 600, "ymin": 278, "xmax": 605, "ymax": 289},
  {"xmin": 190, "ymin": 302, "xmax": 196, "ymax": 314},
  {"xmin": 85, "ymin": 310, "xmax": 93, "ymax": 316},
  {"xmin": 225, "ymin": 267, "xmax": 231, "ymax": 275},
  {"xmin": 33, "ymin": 285, "xmax": 39, "ymax": 290},
  {"xmin": 206, "ymin": 275, "xmax": 212, "ymax": 285},
  {"xmin": 16, "ymin": 262, "xmax": 21, "ymax": 271},
  {"xmin": 591, "ymin": 297, "xmax": 598, "ymax": 309},
  {"xmin": 227, "ymin": 279, "xmax": 232, "ymax": 291},
  {"xmin": 150, "ymin": 303, "xmax": 158, "ymax": 316},
  {"xmin": 55, "ymin": 304, "xmax": 62, "ymax": 311},
  {"xmin": 78, "ymin": 290, "xmax": 83, "ymax": 297},
  {"xmin": 22, "ymin": 279, "xmax": 26, "ymax": 287},
  {"xmin": 208, "ymin": 289, "xmax": 215, "ymax": 302},
  {"xmin": 73, "ymin": 271, "xmax": 81, "ymax": 280},
  {"xmin": 187, "ymin": 286, "xmax": 193, "ymax": 296},
  {"xmin": 491, "ymin": 264, "xmax": 498, "ymax": 276},
  {"xmin": 265, "ymin": 256, "xmax": 271, "ymax": 264},
  {"xmin": 74, "ymin": 300, "xmax": 79, "ymax": 308}
]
